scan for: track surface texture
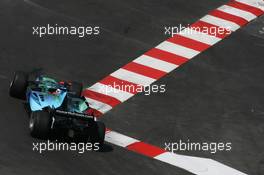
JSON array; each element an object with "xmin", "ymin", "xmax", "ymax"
[{"xmin": 0, "ymin": 0, "xmax": 264, "ymax": 175}]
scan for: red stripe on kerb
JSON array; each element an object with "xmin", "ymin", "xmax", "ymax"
[
  {"xmin": 145, "ymin": 48, "xmax": 188, "ymax": 66},
  {"xmin": 105, "ymin": 128, "xmax": 112, "ymax": 133},
  {"xmin": 82, "ymin": 89, "xmax": 121, "ymax": 107},
  {"xmin": 85, "ymin": 108, "xmax": 103, "ymax": 117},
  {"xmin": 209, "ymin": 9, "xmax": 248, "ymax": 26},
  {"xmin": 167, "ymin": 34, "xmax": 211, "ymax": 51},
  {"xmin": 122, "ymin": 62, "xmax": 167, "ymax": 79},
  {"xmin": 93, "ymin": 109, "xmax": 103, "ymax": 117},
  {"xmin": 127, "ymin": 142, "xmax": 166, "ymax": 157},
  {"xmin": 190, "ymin": 20, "xmax": 231, "ymax": 39},
  {"xmin": 230, "ymin": 1, "xmax": 263, "ymax": 16},
  {"xmin": 99, "ymin": 75, "xmax": 140, "ymax": 94}
]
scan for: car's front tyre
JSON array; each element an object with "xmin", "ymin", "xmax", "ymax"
[
  {"xmin": 29, "ymin": 111, "xmax": 52, "ymax": 139},
  {"xmin": 9, "ymin": 71, "xmax": 28, "ymax": 100}
]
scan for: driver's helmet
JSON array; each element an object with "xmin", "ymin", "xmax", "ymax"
[
  {"xmin": 46, "ymin": 82, "xmax": 61, "ymax": 95},
  {"xmin": 48, "ymin": 87, "xmax": 61, "ymax": 95}
]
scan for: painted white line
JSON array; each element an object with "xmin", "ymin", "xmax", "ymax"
[
  {"xmin": 155, "ymin": 152, "xmax": 247, "ymax": 175},
  {"xmin": 133, "ymin": 55, "xmax": 178, "ymax": 73},
  {"xmin": 111, "ymin": 68, "xmax": 156, "ymax": 86},
  {"xmin": 155, "ymin": 152, "xmax": 208, "ymax": 173},
  {"xmin": 200, "ymin": 15, "xmax": 240, "ymax": 31},
  {"xmin": 178, "ymin": 28, "xmax": 221, "ymax": 45},
  {"xmin": 156, "ymin": 41, "xmax": 200, "ymax": 59},
  {"xmin": 218, "ymin": 5, "xmax": 256, "ymax": 21},
  {"xmin": 88, "ymin": 82, "xmax": 133, "ymax": 102},
  {"xmin": 105, "ymin": 131, "xmax": 139, "ymax": 147}
]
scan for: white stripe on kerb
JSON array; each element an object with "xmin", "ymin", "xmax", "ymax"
[
  {"xmin": 200, "ymin": 15, "xmax": 240, "ymax": 31},
  {"xmin": 218, "ymin": 5, "xmax": 256, "ymax": 21},
  {"xmin": 156, "ymin": 41, "xmax": 200, "ymax": 59},
  {"xmin": 111, "ymin": 68, "xmax": 156, "ymax": 86},
  {"xmin": 178, "ymin": 28, "xmax": 221, "ymax": 45},
  {"xmin": 88, "ymin": 83, "xmax": 133, "ymax": 102},
  {"xmin": 235, "ymin": 0, "xmax": 264, "ymax": 11},
  {"xmin": 85, "ymin": 97, "xmax": 112, "ymax": 114},
  {"xmin": 133, "ymin": 55, "xmax": 178, "ymax": 73}
]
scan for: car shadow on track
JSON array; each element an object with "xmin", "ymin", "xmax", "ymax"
[
  {"xmin": 41, "ymin": 128, "xmax": 114, "ymax": 153},
  {"xmin": 96, "ymin": 143, "xmax": 113, "ymax": 153}
]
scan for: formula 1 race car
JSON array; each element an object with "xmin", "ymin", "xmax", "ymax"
[{"xmin": 9, "ymin": 71, "xmax": 105, "ymax": 145}]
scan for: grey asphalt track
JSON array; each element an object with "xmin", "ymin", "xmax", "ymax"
[{"xmin": 0, "ymin": 0, "xmax": 264, "ymax": 175}]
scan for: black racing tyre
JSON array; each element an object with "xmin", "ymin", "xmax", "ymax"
[
  {"xmin": 90, "ymin": 121, "xmax": 106, "ymax": 146},
  {"xmin": 29, "ymin": 111, "xmax": 52, "ymax": 139},
  {"xmin": 69, "ymin": 81, "xmax": 83, "ymax": 97},
  {"xmin": 9, "ymin": 71, "xmax": 28, "ymax": 100}
]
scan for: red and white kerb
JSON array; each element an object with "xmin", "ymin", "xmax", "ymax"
[
  {"xmin": 83, "ymin": 0, "xmax": 264, "ymax": 116},
  {"xmin": 83, "ymin": 0, "xmax": 263, "ymax": 175}
]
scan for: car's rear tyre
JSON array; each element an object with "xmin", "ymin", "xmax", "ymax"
[
  {"xmin": 9, "ymin": 71, "xmax": 28, "ymax": 100},
  {"xmin": 29, "ymin": 111, "xmax": 52, "ymax": 139},
  {"xmin": 90, "ymin": 121, "xmax": 105, "ymax": 147},
  {"xmin": 69, "ymin": 82, "xmax": 83, "ymax": 97}
]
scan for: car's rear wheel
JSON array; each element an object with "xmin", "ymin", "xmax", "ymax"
[
  {"xmin": 90, "ymin": 121, "xmax": 105, "ymax": 147},
  {"xmin": 9, "ymin": 71, "xmax": 28, "ymax": 100},
  {"xmin": 29, "ymin": 111, "xmax": 52, "ymax": 139},
  {"xmin": 69, "ymin": 81, "xmax": 83, "ymax": 97}
]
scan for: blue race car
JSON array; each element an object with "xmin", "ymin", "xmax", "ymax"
[{"xmin": 9, "ymin": 71, "xmax": 105, "ymax": 145}]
